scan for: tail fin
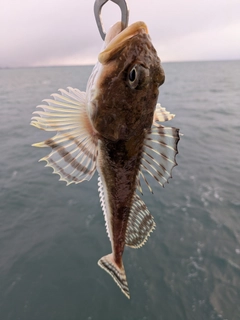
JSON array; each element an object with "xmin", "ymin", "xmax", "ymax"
[{"xmin": 98, "ymin": 253, "xmax": 130, "ymax": 299}]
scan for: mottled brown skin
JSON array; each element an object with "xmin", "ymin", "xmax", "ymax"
[
  {"xmin": 95, "ymin": 30, "xmax": 165, "ymax": 267},
  {"xmin": 99, "ymin": 132, "xmax": 145, "ymax": 266}
]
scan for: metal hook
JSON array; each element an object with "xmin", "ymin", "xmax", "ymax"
[{"xmin": 94, "ymin": 0, "xmax": 129, "ymax": 40}]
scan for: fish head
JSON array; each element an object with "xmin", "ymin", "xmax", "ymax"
[{"xmin": 88, "ymin": 21, "xmax": 165, "ymax": 141}]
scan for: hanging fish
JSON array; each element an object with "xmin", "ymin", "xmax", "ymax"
[{"xmin": 31, "ymin": 21, "xmax": 180, "ymax": 299}]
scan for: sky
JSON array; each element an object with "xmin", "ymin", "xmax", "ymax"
[{"xmin": 1, "ymin": 0, "xmax": 240, "ymax": 68}]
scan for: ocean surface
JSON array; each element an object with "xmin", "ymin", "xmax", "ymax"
[{"xmin": 0, "ymin": 61, "xmax": 240, "ymax": 320}]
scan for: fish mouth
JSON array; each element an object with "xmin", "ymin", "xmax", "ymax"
[{"xmin": 98, "ymin": 21, "xmax": 148, "ymax": 64}]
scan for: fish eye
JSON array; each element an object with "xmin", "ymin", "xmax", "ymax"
[
  {"xmin": 129, "ymin": 68, "xmax": 136, "ymax": 82},
  {"xmin": 128, "ymin": 65, "xmax": 140, "ymax": 89}
]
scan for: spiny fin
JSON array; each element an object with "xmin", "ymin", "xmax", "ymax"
[
  {"xmin": 98, "ymin": 254, "xmax": 130, "ymax": 299},
  {"xmin": 31, "ymin": 87, "xmax": 98, "ymax": 185},
  {"xmin": 137, "ymin": 126, "xmax": 180, "ymax": 193},
  {"xmin": 125, "ymin": 193, "xmax": 156, "ymax": 248},
  {"xmin": 98, "ymin": 176, "xmax": 111, "ymax": 241},
  {"xmin": 153, "ymin": 103, "xmax": 175, "ymax": 125}
]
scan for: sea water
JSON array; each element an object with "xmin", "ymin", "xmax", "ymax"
[{"xmin": 0, "ymin": 61, "xmax": 240, "ymax": 320}]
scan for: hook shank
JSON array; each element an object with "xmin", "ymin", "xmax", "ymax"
[{"xmin": 94, "ymin": 0, "xmax": 129, "ymax": 40}]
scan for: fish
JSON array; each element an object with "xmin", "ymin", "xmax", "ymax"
[{"xmin": 31, "ymin": 21, "xmax": 180, "ymax": 299}]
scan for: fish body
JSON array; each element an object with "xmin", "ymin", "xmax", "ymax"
[{"xmin": 31, "ymin": 21, "xmax": 180, "ymax": 298}]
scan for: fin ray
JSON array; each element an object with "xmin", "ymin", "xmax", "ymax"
[
  {"xmin": 153, "ymin": 103, "xmax": 175, "ymax": 125},
  {"xmin": 125, "ymin": 193, "xmax": 155, "ymax": 248},
  {"xmin": 98, "ymin": 254, "xmax": 130, "ymax": 299},
  {"xmin": 137, "ymin": 126, "xmax": 180, "ymax": 192},
  {"xmin": 31, "ymin": 88, "xmax": 98, "ymax": 184},
  {"xmin": 98, "ymin": 176, "xmax": 111, "ymax": 241}
]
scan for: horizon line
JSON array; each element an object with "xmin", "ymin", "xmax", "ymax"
[{"xmin": 1, "ymin": 58, "xmax": 239, "ymax": 70}]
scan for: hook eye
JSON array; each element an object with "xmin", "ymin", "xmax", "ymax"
[{"xmin": 94, "ymin": 0, "xmax": 129, "ymax": 40}]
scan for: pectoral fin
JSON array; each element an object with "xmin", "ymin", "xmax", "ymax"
[
  {"xmin": 137, "ymin": 126, "xmax": 180, "ymax": 193},
  {"xmin": 31, "ymin": 87, "xmax": 98, "ymax": 185}
]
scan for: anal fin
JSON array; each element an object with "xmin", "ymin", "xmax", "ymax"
[
  {"xmin": 125, "ymin": 193, "xmax": 156, "ymax": 248},
  {"xmin": 98, "ymin": 176, "xmax": 111, "ymax": 241},
  {"xmin": 98, "ymin": 254, "xmax": 130, "ymax": 299}
]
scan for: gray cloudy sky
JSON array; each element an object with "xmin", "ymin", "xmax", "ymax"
[{"xmin": 1, "ymin": 0, "xmax": 239, "ymax": 68}]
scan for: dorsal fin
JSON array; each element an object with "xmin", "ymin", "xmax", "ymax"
[
  {"xmin": 31, "ymin": 87, "xmax": 98, "ymax": 185},
  {"xmin": 137, "ymin": 125, "xmax": 180, "ymax": 193},
  {"xmin": 153, "ymin": 103, "xmax": 175, "ymax": 125},
  {"xmin": 125, "ymin": 193, "xmax": 156, "ymax": 248}
]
